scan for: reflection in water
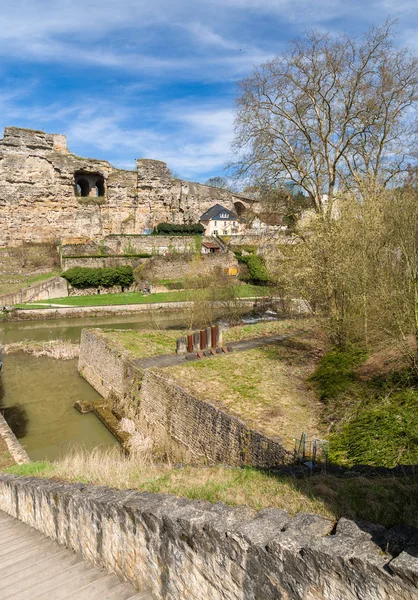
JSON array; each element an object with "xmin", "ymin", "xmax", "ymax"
[
  {"xmin": 1, "ymin": 405, "xmax": 28, "ymax": 438},
  {"xmin": 0, "ymin": 372, "xmax": 29, "ymax": 438}
]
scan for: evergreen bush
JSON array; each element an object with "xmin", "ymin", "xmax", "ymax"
[{"xmin": 62, "ymin": 266, "xmax": 134, "ymax": 288}]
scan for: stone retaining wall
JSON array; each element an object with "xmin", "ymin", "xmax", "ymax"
[
  {"xmin": 139, "ymin": 370, "xmax": 290, "ymax": 466},
  {"xmin": 0, "ymin": 276, "xmax": 68, "ymax": 306},
  {"xmin": 0, "ymin": 474, "xmax": 416, "ymax": 600},
  {"xmin": 61, "ymin": 255, "xmax": 145, "ymax": 270},
  {"xmin": 143, "ymin": 252, "xmax": 238, "ymax": 280},
  {"xmin": 78, "ymin": 329, "xmax": 290, "ymax": 467}
]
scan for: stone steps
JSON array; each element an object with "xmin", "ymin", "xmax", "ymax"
[{"xmin": 0, "ymin": 512, "xmax": 151, "ymax": 600}]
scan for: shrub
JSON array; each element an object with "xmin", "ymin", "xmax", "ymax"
[
  {"xmin": 62, "ymin": 266, "xmax": 134, "ymax": 289},
  {"xmin": 152, "ymin": 223, "xmax": 204, "ymax": 235},
  {"xmin": 238, "ymin": 255, "xmax": 271, "ymax": 285}
]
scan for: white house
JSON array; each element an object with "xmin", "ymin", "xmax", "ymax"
[{"xmin": 199, "ymin": 204, "xmax": 243, "ymax": 236}]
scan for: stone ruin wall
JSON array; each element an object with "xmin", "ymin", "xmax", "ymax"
[{"xmin": 0, "ymin": 127, "xmax": 256, "ymax": 247}]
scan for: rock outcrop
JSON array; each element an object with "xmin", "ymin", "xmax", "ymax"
[{"xmin": 0, "ymin": 127, "xmax": 256, "ymax": 246}]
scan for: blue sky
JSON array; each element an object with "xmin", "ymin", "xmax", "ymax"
[{"xmin": 0, "ymin": 0, "xmax": 417, "ymax": 182}]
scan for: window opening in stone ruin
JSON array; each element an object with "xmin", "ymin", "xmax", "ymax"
[
  {"xmin": 76, "ymin": 177, "xmax": 90, "ymax": 197},
  {"xmin": 234, "ymin": 201, "xmax": 246, "ymax": 216},
  {"xmin": 95, "ymin": 178, "xmax": 105, "ymax": 197},
  {"xmin": 74, "ymin": 172, "xmax": 106, "ymax": 198}
]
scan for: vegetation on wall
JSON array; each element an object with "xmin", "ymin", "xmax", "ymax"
[
  {"xmin": 152, "ymin": 223, "xmax": 204, "ymax": 235},
  {"xmin": 238, "ymin": 254, "xmax": 271, "ymax": 285},
  {"xmin": 61, "ymin": 266, "xmax": 134, "ymax": 289}
]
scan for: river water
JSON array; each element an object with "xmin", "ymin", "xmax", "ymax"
[{"xmin": 0, "ymin": 312, "xmax": 196, "ymax": 461}]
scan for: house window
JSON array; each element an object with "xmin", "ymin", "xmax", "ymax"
[
  {"xmin": 220, "ymin": 213, "xmax": 228, "ymax": 218},
  {"xmin": 224, "ymin": 221, "xmax": 227, "ymax": 226},
  {"xmin": 223, "ymin": 230, "xmax": 227, "ymax": 235},
  {"xmin": 213, "ymin": 230, "xmax": 218, "ymax": 235}
]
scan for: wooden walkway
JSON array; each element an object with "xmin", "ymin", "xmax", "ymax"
[{"xmin": 0, "ymin": 511, "xmax": 151, "ymax": 600}]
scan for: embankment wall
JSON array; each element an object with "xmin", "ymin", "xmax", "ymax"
[
  {"xmin": 0, "ymin": 474, "xmax": 416, "ymax": 600},
  {"xmin": 78, "ymin": 329, "xmax": 290, "ymax": 467},
  {"xmin": 0, "ymin": 276, "xmax": 68, "ymax": 306}
]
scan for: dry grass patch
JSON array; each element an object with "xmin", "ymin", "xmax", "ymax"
[
  {"xmin": 223, "ymin": 317, "xmax": 318, "ymax": 343},
  {"xmin": 165, "ymin": 336, "xmax": 323, "ymax": 448},
  {"xmin": 7, "ymin": 447, "xmax": 418, "ymax": 528},
  {"xmin": 3, "ymin": 340, "xmax": 79, "ymax": 360}
]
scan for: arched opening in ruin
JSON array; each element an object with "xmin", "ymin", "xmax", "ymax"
[
  {"xmin": 75, "ymin": 177, "xmax": 90, "ymax": 197},
  {"xmin": 74, "ymin": 172, "xmax": 106, "ymax": 198},
  {"xmin": 95, "ymin": 177, "xmax": 105, "ymax": 197},
  {"xmin": 234, "ymin": 201, "xmax": 246, "ymax": 217}
]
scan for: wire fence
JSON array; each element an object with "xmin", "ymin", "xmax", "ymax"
[{"xmin": 293, "ymin": 432, "xmax": 329, "ymax": 471}]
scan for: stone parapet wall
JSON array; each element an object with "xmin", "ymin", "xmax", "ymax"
[
  {"xmin": 103, "ymin": 235, "xmax": 198, "ymax": 256},
  {"xmin": 61, "ymin": 256, "xmax": 145, "ymax": 270},
  {"xmin": 0, "ymin": 474, "xmax": 417, "ymax": 600}
]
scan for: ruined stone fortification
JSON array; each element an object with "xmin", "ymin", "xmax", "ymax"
[
  {"xmin": 78, "ymin": 329, "xmax": 291, "ymax": 467},
  {"xmin": 0, "ymin": 127, "xmax": 255, "ymax": 246}
]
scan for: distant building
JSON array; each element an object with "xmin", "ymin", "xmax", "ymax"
[
  {"xmin": 199, "ymin": 204, "xmax": 243, "ymax": 236},
  {"xmin": 201, "ymin": 241, "xmax": 221, "ymax": 254}
]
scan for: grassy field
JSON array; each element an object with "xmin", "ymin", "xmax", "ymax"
[
  {"xmin": 165, "ymin": 332, "xmax": 323, "ymax": 449},
  {"xmin": 6, "ymin": 453, "xmax": 418, "ymax": 528},
  {"xmin": 101, "ymin": 329, "xmax": 183, "ymax": 358},
  {"xmin": 16, "ymin": 283, "xmax": 270, "ymax": 308},
  {"xmin": 103, "ymin": 318, "xmax": 317, "ymax": 361}
]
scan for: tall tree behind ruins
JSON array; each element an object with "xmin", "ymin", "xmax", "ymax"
[{"xmin": 232, "ymin": 19, "xmax": 418, "ymax": 213}]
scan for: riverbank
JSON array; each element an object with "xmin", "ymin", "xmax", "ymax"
[{"xmin": 2, "ymin": 297, "xmax": 272, "ymax": 321}]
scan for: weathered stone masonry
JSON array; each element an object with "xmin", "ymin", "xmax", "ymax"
[
  {"xmin": 0, "ymin": 126, "xmax": 256, "ymax": 246},
  {"xmin": 78, "ymin": 329, "xmax": 290, "ymax": 467},
  {"xmin": 0, "ymin": 474, "xmax": 417, "ymax": 600}
]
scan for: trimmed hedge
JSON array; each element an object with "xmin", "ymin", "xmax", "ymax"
[
  {"xmin": 62, "ymin": 266, "xmax": 134, "ymax": 288},
  {"xmin": 153, "ymin": 223, "xmax": 204, "ymax": 235}
]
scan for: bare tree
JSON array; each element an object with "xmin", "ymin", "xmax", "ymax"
[{"xmin": 233, "ymin": 20, "xmax": 418, "ymax": 213}]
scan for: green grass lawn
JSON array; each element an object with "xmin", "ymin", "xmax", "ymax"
[
  {"xmin": 100, "ymin": 329, "xmax": 183, "ymax": 358},
  {"xmin": 17, "ymin": 284, "xmax": 271, "ymax": 308}
]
